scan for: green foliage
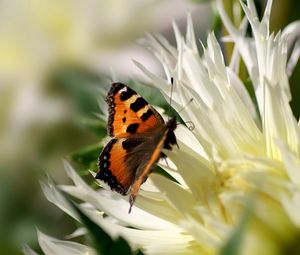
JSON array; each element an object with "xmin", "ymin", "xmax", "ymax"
[
  {"xmin": 69, "ymin": 142, "xmax": 102, "ymax": 166},
  {"xmin": 49, "ymin": 66, "xmax": 109, "ymax": 118},
  {"xmin": 76, "ymin": 117, "xmax": 107, "ymax": 136},
  {"xmin": 153, "ymin": 165, "xmax": 179, "ymax": 184},
  {"xmin": 280, "ymin": 231, "xmax": 300, "ymax": 255},
  {"xmin": 243, "ymin": 78, "xmax": 262, "ymax": 124}
]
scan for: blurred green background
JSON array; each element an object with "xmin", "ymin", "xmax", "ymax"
[{"xmin": 0, "ymin": 0, "xmax": 299, "ymax": 254}]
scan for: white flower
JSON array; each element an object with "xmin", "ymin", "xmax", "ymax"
[{"xmin": 26, "ymin": 0, "xmax": 300, "ymax": 255}]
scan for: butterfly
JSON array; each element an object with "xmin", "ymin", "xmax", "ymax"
[{"xmin": 96, "ymin": 82, "xmax": 177, "ymax": 213}]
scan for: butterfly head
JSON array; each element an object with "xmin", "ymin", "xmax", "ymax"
[
  {"xmin": 164, "ymin": 116, "xmax": 178, "ymax": 150},
  {"xmin": 166, "ymin": 116, "xmax": 177, "ymax": 131}
]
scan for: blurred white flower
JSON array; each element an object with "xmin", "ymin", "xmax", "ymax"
[
  {"xmin": 27, "ymin": 0, "xmax": 300, "ymax": 254},
  {"xmin": 0, "ymin": 0, "xmax": 172, "ymax": 77},
  {"xmin": 0, "ymin": 0, "xmax": 203, "ymax": 169}
]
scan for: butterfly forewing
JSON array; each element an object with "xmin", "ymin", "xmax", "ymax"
[{"xmin": 106, "ymin": 83, "xmax": 164, "ymax": 138}]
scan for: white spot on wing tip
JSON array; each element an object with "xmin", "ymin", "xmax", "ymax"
[{"xmin": 119, "ymin": 87, "xmax": 127, "ymax": 93}]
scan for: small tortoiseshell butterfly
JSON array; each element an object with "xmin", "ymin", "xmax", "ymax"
[{"xmin": 96, "ymin": 82, "xmax": 177, "ymax": 213}]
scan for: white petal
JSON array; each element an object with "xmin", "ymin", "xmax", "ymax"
[
  {"xmin": 228, "ymin": 17, "xmax": 249, "ymax": 72},
  {"xmin": 157, "ymin": 163, "xmax": 189, "ymax": 189},
  {"xmin": 226, "ymin": 67, "xmax": 257, "ymax": 120},
  {"xmin": 281, "ymin": 191, "xmax": 300, "ymax": 228},
  {"xmin": 175, "ymin": 124, "xmax": 208, "ymax": 159},
  {"xmin": 138, "ymin": 33, "xmax": 177, "ymax": 81},
  {"xmin": 150, "ymin": 174, "xmax": 223, "ymax": 247},
  {"xmin": 195, "ymin": 206, "xmax": 231, "ymax": 238},
  {"xmin": 261, "ymin": 0, "xmax": 273, "ymax": 34},
  {"xmin": 151, "ymin": 174, "xmax": 200, "ymax": 217},
  {"xmin": 172, "ymin": 20, "xmax": 183, "ymax": 51},
  {"xmin": 79, "ymin": 207, "xmax": 196, "ymax": 255},
  {"xmin": 217, "ymin": 0, "xmax": 258, "ymax": 84},
  {"xmin": 277, "ymin": 141, "xmax": 300, "ymax": 185},
  {"xmin": 186, "ymin": 13, "xmax": 197, "ymax": 52},
  {"xmin": 166, "ymin": 147, "xmax": 231, "ymax": 222},
  {"xmin": 37, "ymin": 230, "xmax": 96, "ymax": 255},
  {"xmin": 179, "ymin": 217, "xmax": 222, "ymax": 248},
  {"xmin": 282, "ymin": 20, "xmax": 300, "ymax": 77},
  {"xmin": 133, "ymin": 190, "xmax": 184, "ymax": 225},
  {"xmin": 263, "ymin": 78, "xmax": 300, "ymax": 158},
  {"xmin": 22, "ymin": 245, "xmax": 39, "ymax": 255},
  {"xmin": 182, "ymin": 46, "xmax": 218, "ymax": 108},
  {"xmin": 61, "ymin": 162, "xmax": 177, "ymax": 230},
  {"xmin": 40, "ymin": 180, "xmax": 79, "ymax": 221},
  {"xmin": 133, "ymin": 60, "xmax": 170, "ymax": 93},
  {"xmin": 65, "ymin": 228, "xmax": 87, "ymax": 239},
  {"xmin": 152, "ymin": 33, "xmax": 177, "ymax": 57}
]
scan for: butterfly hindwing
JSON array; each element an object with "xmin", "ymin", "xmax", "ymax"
[
  {"xmin": 106, "ymin": 83, "xmax": 164, "ymax": 138},
  {"xmin": 97, "ymin": 135, "xmax": 157, "ymax": 195},
  {"xmin": 97, "ymin": 128, "xmax": 169, "ymax": 196},
  {"xmin": 97, "ymin": 138, "xmax": 137, "ymax": 194}
]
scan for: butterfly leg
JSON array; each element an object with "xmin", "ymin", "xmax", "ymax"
[
  {"xmin": 128, "ymin": 177, "xmax": 144, "ymax": 213},
  {"xmin": 164, "ymin": 158, "xmax": 169, "ymax": 167},
  {"xmin": 128, "ymin": 194, "xmax": 136, "ymax": 214}
]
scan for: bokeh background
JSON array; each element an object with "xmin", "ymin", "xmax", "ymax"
[{"xmin": 0, "ymin": 0, "xmax": 299, "ymax": 254}]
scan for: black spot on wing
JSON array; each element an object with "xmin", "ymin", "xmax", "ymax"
[
  {"xmin": 126, "ymin": 123, "xmax": 139, "ymax": 133},
  {"xmin": 141, "ymin": 109, "xmax": 153, "ymax": 121},
  {"xmin": 122, "ymin": 117, "xmax": 126, "ymax": 123},
  {"xmin": 122, "ymin": 138, "xmax": 143, "ymax": 152},
  {"xmin": 130, "ymin": 97, "xmax": 147, "ymax": 112},
  {"xmin": 120, "ymin": 87, "xmax": 136, "ymax": 101}
]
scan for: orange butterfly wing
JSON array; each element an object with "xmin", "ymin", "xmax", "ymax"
[
  {"xmin": 96, "ymin": 138, "xmax": 137, "ymax": 195},
  {"xmin": 106, "ymin": 83, "xmax": 164, "ymax": 137}
]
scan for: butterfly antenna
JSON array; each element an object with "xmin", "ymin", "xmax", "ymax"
[
  {"xmin": 178, "ymin": 97, "xmax": 194, "ymax": 113},
  {"xmin": 167, "ymin": 77, "xmax": 174, "ymax": 119},
  {"xmin": 169, "ymin": 77, "xmax": 174, "ymax": 106},
  {"xmin": 177, "ymin": 98, "xmax": 195, "ymax": 131},
  {"xmin": 164, "ymin": 158, "xmax": 169, "ymax": 168}
]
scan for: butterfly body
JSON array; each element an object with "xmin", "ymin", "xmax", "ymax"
[{"xmin": 96, "ymin": 82, "xmax": 177, "ymax": 212}]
